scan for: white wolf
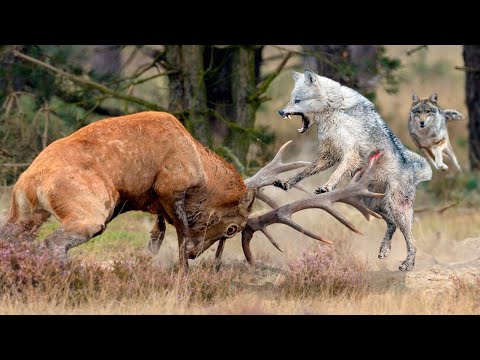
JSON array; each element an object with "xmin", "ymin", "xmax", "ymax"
[{"xmin": 274, "ymin": 69, "xmax": 432, "ymax": 271}]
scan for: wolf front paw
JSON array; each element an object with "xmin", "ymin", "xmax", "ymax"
[
  {"xmin": 378, "ymin": 243, "xmax": 391, "ymax": 259},
  {"xmin": 314, "ymin": 185, "xmax": 331, "ymax": 194},
  {"xmin": 438, "ymin": 164, "xmax": 448, "ymax": 171},
  {"xmin": 273, "ymin": 180, "xmax": 291, "ymax": 191}
]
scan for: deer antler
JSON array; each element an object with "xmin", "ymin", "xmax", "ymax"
[
  {"xmin": 241, "ymin": 151, "xmax": 385, "ymax": 265},
  {"xmin": 244, "ymin": 140, "xmax": 311, "ymax": 190}
]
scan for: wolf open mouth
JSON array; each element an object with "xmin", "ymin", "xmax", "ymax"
[{"xmin": 282, "ymin": 112, "xmax": 312, "ymax": 133}]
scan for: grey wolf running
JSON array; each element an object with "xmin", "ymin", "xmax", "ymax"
[
  {"xmin": 408, "ymin": 92, "xmax": 463, "ymax": 172},
  {"xmin": 273, "ymin": 69, "xmax": 432, "ymax": 271}
]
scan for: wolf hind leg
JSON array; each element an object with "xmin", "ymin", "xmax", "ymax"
[
  {"xmin": 376, "ymin": 208, "xmax": 397, "ymax": 259},
  {"xmin": 444, "ymin": 143, "xmax": 462, "ymax": 171},
  {"xmin": 390, "ymin": 191, "xmax": 416, "ymax": 271}
]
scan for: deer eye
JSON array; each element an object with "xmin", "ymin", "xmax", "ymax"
[
  {"xmin": 226, "ymin": 225, "xmax": 238, "ymax": 237},
  {"xmin": 294, "ymin": 98, "xmax": 301, "ymax": 104}
]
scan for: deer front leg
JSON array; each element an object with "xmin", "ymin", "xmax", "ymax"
[
  {"xmin": 273, "ymin": 157, "xmax": 335, "ymax": 191},
  {"xmin": 315, "ymin": 153, "xmax": 362, "ymax": 194},
  {"xmin": 172, "ymin": 193, "xmax": 190, "ymax": 274},
  {"xmin": 148, "ymin": 215, "xmax": 166, "ymax": 255}
]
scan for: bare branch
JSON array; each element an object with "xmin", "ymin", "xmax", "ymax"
[
  {"xmin": 12, "ymin": 50, "xmax": 168, "ymax": 113},
  {"xmin": 414, "ymin": 199, "xmax": 463, "ymax": 214},
  {"xmin": 406, "ymin": 45, "xmax": 428, "ymax": 56},
  {"xmin": 455, "ymin": 66, "xmax": 480, "ymax": 73},
  {"xmin": 250, "ymin": 52, "xmax": 293, "ymax": 102}
]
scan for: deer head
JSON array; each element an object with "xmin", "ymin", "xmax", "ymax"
[{"xmin": 186, "ymin": 140, "xmax": 384, "ymax": 266}]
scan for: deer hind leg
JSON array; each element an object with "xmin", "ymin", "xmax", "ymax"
[
  {"xmin": 41, "ymin": 178, "xmax": 115, "ymax": 260},
  {"xmin": 390, "ymin": 190, "xmax": 416, "ymax": 271},
  {"xmin": 0, "ymin": 209, "xmax": 51, "ymax": 243},
  {"xmin": 148, "ymin": 214, "xmax": 166, "ymax": 255},
  {"xmin": 44, "ymin": 219, "xmax": 106, "ymax": 260}
]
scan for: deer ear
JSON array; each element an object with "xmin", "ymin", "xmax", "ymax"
[
  {"xmin": 412, "ymin": 91, "xmax": 420, "ymax": 104},
  {"xmin": 429, "ymin": 93, "xmax": 438, "ymax": 104},
  {"xmin": 292, "ymin": 71, "xmax": 302, "ymax": 81},
  {"xmin": 239, "ymin": 189, "xmax": 255, "ymax": 216},
  {"xmin": 304, "ymin": 68, "xmax": 317, "ymax": 85}
]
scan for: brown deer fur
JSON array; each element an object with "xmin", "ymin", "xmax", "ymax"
[{"xmin": 1, "ymin": 112, "xmax": 255, "ymax": 272}]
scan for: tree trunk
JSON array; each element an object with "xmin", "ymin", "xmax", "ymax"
[
  {"xmin": 463, "ymin": 45, "xmax": 480, "ymax": 171},
  {"xmin": 165, "ymin": 45, "xmax": 262, "ymax": 163},
  {"xmin": 225, "ymin": 46, "xmax": 257, "ymax": 163},
  {"xmin": 90, "ymin": 45, "xmax": 122, "ymax": 80},
  {"xmin": 203, "ymin": 46, "xmax": 233, "ymax": 146},
  {"xmin": 348, "ymin": 45, "xmax": 380, "ymax": 95},
  {"xmin": 165, "ymin": 45, "xmax": 209, "ymax": 145},
  {"xmin": 304, "ymin": 45, "xmax": 348, "ymax": 79},
  {"xmin": 303, "ymin": 45, "xmax": 379, "ymax": 96}
]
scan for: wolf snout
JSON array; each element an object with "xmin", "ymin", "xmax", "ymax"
[
  {"xmin": 278, "ymin": 109, "xmax": 285, "ymax": 117},
  {"xmin": 420, "ymin": 121, "xmax": 425, "ymax": 127}
]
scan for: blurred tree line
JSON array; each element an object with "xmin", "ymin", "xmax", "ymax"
[{"xmin": 0, "ymin": 45, "xmax": 401, "ymax": 185}]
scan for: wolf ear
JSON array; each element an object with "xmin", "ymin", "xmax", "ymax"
[
  {"xmin": 304, "ymin": 69, "xmax": 317, "ymax": 85},
  {"xmin": 429, "ymin": 93, "xmax": 438, "ymax": 104},
  {"xmin": 412, "ymin": 91, "xmax": 420, "ymax": 104},
  {"xmin": 292, "ymin": 71, "xmax": 302, "ymax": 81}
]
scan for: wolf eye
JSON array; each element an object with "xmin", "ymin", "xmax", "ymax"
[
  {"xmin": 294, "ymin": 98, "xmax": 301, "ymax": 104},
  {"xmin": 226, "ymin": 225, "xmax": 238, "ymax": 237},
  {"xmin": 425, "ymin": 110, "xmax": 430, "ymax": 114}
]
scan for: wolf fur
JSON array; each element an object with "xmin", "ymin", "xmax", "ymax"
[
  {"xmin": 408, "ymin": 92, "xmax": 463, "ymax": 172},
  {"xmin": 274, "ymin": 69, "xmax": 432, "ymax": 271}
]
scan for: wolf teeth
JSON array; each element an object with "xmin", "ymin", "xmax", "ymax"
[
  {"xmin": 287, "ymin": 114, "xmax": 291, "ymax": 119},
  {"xmin": 298, "ymin": 128, "xmax": 302, "ymax": 132}
]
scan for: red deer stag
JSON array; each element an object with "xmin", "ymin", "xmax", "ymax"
[{"xmin": 0, "ymin": 112, "xmax": 383, "ymax": 272}]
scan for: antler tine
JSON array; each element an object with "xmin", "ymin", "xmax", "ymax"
[
  {"xmin": 256, "ymin": 184, "xmax": 310, "ymax": 210},
  {"xmin": 244, "ymin": 140, "xmax": 311, "ymax": 190},
  {"xmin": 256, "ymin": 188, "xmax": 280, "ymax": 209},
  {"xmin": 241, "ymin": 151, "xmax": 386, "ymax": 265}
]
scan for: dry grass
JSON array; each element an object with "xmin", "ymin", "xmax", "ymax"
[{"xmin": 1, "ymin": 197, "xmax": 479, "ymax": 314}]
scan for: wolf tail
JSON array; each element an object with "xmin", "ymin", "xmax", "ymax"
[{"xmin": 444, "ymin": 109, "xmax": 464, "ymax": 122}]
